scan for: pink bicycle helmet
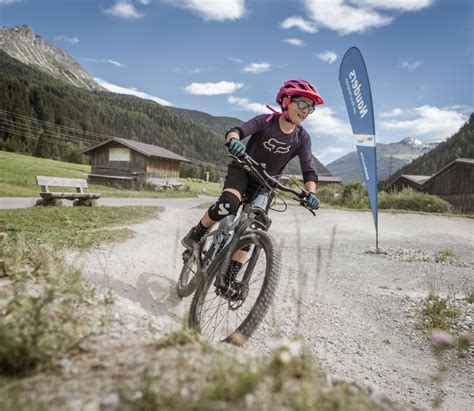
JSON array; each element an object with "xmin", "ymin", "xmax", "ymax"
[{"xmin": 276, "ymin": 79, "xmax": 324, "ymax": 106}]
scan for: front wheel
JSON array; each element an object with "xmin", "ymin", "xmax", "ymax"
[{"xmin": 188, "ymin": 230, "xmax": 280, "ymax": 346}]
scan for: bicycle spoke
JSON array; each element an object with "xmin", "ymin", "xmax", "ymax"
[
  {"xmin": 213, "ymin": 304, "xmax": 232, "ymax": 341},
  {"xmin": 201, "ymin": 299, "xmax": 226, "ymax": 316},
  {"xmin": 201, "ymin": 296, "xmax": 227, "ymax": 336}
]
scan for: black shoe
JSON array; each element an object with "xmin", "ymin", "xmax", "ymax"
[{"xmin": 181, "ymin": 223, "xmax": 209, "ymax": 250}]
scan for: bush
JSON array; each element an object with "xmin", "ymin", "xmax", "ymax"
[
  {"xmin": 421, "ymin": 293, "xmax": 460, "ymax": 331},
  {"xmin": 318, "ymin": 182, "xmax": 369, "ymax": 209},
  {"xmin": 0, "ymin": 244, "xmax": 86, "ymax": 375},
  {"xmin": 378, "ymin": 188, "xmax": 453, "ymax": 213},
  {"xmin": 319, "ymin": 184, "xmax": 453, "ymax": 213}
]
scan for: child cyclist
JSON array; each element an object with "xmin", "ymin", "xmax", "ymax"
[{"xmin": 182, "ymin": 79, "xmax": 323, "ymax": 287}]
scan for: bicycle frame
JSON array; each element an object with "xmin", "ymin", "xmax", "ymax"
[{"xmin": 191, "ymin": 153, "xmax": 315, "ymax": 297}]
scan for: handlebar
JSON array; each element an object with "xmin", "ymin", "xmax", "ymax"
[{"xmin": 230, "ymin": 154, "xmax": 316, "ymax": 216}]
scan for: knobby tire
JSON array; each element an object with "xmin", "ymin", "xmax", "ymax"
[{"xmin": 188, "ymin": 230, "xmax": 281, "ymax": 346}]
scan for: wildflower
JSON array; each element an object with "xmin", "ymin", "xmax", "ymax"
[{"xmin": 430, "ymin": 330, "xmax": 454, "ymax": 349}]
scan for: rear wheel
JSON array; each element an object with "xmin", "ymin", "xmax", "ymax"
[{"xmin": 188, "ymin": 230, "xmax": 280, "ymax": 346}]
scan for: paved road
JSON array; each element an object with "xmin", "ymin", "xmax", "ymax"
[{"xmin": 0, "ymin": 195, "xmax": 217, "ymax": 210}]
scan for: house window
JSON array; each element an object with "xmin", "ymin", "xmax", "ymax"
[{"xmin": 109, "ymin": 147, "xmax": 130, "ymax": 162}]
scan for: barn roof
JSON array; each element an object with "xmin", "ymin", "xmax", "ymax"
[
  {"xmin": 421, "ymin": 158, "xmax": 473, "ymax": 186},
  {"xmin": 83, "ymin": 137, "xmax": 191, "ymax": 163},
  {"xmin": 389, "ymin": 158, "xmax": 473, "ymax": 190},
  {"xmin": 400, "ymin": 175, "xmax": 431, "ymax": 184}
]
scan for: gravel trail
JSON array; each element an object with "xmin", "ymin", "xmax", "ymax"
[{"xmin": 73, "ymin": 206, "xmax": 473, "ymax": 410}]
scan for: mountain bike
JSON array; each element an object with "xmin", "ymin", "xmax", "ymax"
[{"xmin": 177, "ymin": 153, "xmax": 316, "ymax": 345}]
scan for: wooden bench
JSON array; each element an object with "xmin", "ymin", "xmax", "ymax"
[{"xmin": 35, "ymin": 176, "xmax": 101, "ymax": 207}]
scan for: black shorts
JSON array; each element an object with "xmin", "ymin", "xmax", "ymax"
[
  {"xmin": 223, "ymin": 161, "xmax": 275, "ymax": 209},
  {"xmin": 223, "ymin": 161, "xmax": 260, "ymax": 199}
]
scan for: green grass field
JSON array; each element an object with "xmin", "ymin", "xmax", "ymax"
[
  {"xmin": 0, "ymin": 206, "xmax": 163, "ymax": 249},
  {"xmin": 0, "ymin": 150, "xmax": 222, "ymax": 198}
]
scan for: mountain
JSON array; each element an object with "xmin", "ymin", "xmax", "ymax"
[
  {"xmin": 0, "ymin": 49, "xmax": 230, "ymax": 178},
  {"xmin": 326, "ymin": 137, "xmax": 438, "ymax": 182},
  {"xmin": 0, "ymin": 25, "xmax": 104, "ymax": 91},
  {"xmin": 0, "ymin": 24, "xmax": 329, "ymax": 180},
  {"xmin": 382, "ymin": 114, "xmax": 474, "ymax": 188}
]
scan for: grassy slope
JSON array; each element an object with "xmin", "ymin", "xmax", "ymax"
[
  {"xmin": 0, "ymin": 206, "xmax": 163, "ymax": 250},
  {"xmin": 0, "ymin": 150, "xmax": 223, "ymax": 197}
]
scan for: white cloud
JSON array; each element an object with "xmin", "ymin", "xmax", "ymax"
[
  {"xmin": 400, "ymin": 60, "xmax": 423, "ymax": 71},
  {"xmin": 242, "ymin": 62, "xmax": 271, "ymax": 74},
  {"xmin": 349, "ymin": 0, "xmax": 433, "ymax": 11},
  {"xmin": 83, "ymin": 58, "xmax": 125, "ymax": 67},
  {"xmin": 282, "ymin": 38, "xmax": 305, "ymax": 47},
  {"xmin": 55, "ymin": 35, "xmax": 79, "ymax": 44},
  {"xmin": 380, "ymin": 105, "xmax": 468, "ymax": 141},
  {"xmin": 138, "ymin": 0, "xmax": 152, "ymax": 4},
  {"xmin": 318, "ymin": 50, "xmax": 337, "ymax": 64},
  {"xmin": 95, "ymin": 78, "xmax": 173, "ymax": 106},
  {"xmin": 105, "ymin": 1, "xmax": 144, "ymax": 20},
  {"xmin": 280, "ymin": 16, "xmax": 318, "ymax": 33},
  {"xmin": 0, "ymin": 0, "xmax": 22, "ymax": 4},
  {"xmin": 227, "ymin": 96, "xmax": 268, "ymax": 114},
  {"xmin": 304, "ymin": 0, "xmax": 392, "ymax": 35},
  {"xmin": 228, "ymin": 57, "xmax": 245, "ymax": 64},
  {"xmin": 380, "ymin": 108, "xmax": 404, "ymax": 118},
  {"xmin": 175, "ymin": 66, "xmax": 212, "ymax": 74},
  {"xmin": 303, "ymin": 0, "xmax": 433, "ymax": 35},
  {"xmin": 168, "ymin": 0, "xmax": 246, "ymax": 22},
  {"xmin": 184, "ymin": 81, "xmax": 243, "ymax": 95},
  {"xmin": 304, "ymin": 106, "xmax": 353, "ymax": 140}
]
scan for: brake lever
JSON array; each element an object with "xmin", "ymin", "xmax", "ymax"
[{"xmin": 298, "ymin": 193, "xmax": 316, "ymax": 217}]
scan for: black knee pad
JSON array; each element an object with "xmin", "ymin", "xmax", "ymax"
[{"xmin": 208, "ymin": 191, "xmax": 240, "ymax": 221}]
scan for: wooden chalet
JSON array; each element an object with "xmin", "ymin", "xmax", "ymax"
[
  {"xmin": 388, "ymin": 158, "xmax": 474, "ymax": 212},
  {"xmin": 82, "ymin": 137, "xmax": 191, "ymax": 189},
  {"xmin": 389, "ymin": 174, "xmax": 431, "ymax": 191}
]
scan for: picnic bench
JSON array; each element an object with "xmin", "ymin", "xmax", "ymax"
[{"xmin": 35, "ymin": 176, "xmax": 101, "ymax": 207}]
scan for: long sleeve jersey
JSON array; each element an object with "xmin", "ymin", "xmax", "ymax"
[{"xmin": 237, "ymin": 114, "xmax": 316, "ymax": 178}]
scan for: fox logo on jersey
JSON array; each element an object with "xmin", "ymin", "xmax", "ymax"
[{"xmin": 263, "ymin": 138, "xmax": 291, "ymax": 154}]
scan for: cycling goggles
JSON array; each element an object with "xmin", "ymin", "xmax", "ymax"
[{"xmin": 291, "ymin": 97, "xmax": 316, "ymax": 114}]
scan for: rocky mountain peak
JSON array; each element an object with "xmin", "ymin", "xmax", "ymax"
[
  {"xmin": 399, "ymin": 136, "xmax": 438, "ymax": 152},
  {"xmin": 0, "ymin": 25, "xmax": 104, "ymax": 91},
  {"xmin": 400, "ymin": 137, "xmax": 423, "ymax": 146}
]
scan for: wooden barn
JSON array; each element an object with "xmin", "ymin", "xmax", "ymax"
[
  {"xmin": 388, "ymin": 158, "xmax": 474, "ymax": 212},
  {"xmin": 82, "ymin": 137, "xmax": 191, "ymax": 189},
  {"xmin": 423, "ymin": 158, "xmax": 474, "ymax": 212},
  {"xmin": 389, "ymin": 174, "xmax": 431, "ymax": 191}
]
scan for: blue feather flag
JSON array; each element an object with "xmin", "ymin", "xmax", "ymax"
[{"xmin": 339, "ymin": 47, "xmax": 379, "ymax": 249}]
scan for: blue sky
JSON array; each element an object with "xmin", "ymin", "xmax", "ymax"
[{"xmin": 1, "ymin": 0, "xmax": 473, "ymax": 164}]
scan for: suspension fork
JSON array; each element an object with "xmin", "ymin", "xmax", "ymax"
[{"xmin": 239, "ymin": 231, "xmax": 263, "ymax": 286}]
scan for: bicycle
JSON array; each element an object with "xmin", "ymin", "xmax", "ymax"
[{"xmin": 177, "ymin": 153, "xmax": 316, "ymax": 345}]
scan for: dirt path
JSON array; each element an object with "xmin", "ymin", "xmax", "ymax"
[{"xmin": 73, "ymin": 207, "xmax": 473, "ymax": 410}]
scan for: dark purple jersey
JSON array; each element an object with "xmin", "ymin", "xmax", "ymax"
[{"xmin": 238, "ymin": 114, "xmax": 315, "ymax": 177}]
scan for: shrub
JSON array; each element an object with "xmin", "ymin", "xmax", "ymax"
[
  {"xmin": 318, "ymin": 182, "xmax": 369, "ymax": 209},
  {"xmin": 421, "ymin": 293, "xmax": 460, "ymax": 331},
  {"xmin": 378, "ymin": 188, "xmax": 452, "ymax": 213},
  {"xmin": 435, "ymin": 250, "xmax": 462, "ymax": 266},
  {"xmin": 0, "ymin": 244, "xmax": 86, "ymax": 375},
  {"xmin": 319, "ymin": 184, "xmax": 453, "ymax": 213}
]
